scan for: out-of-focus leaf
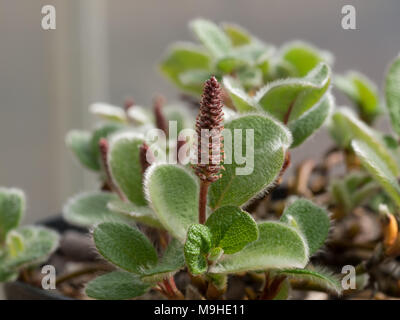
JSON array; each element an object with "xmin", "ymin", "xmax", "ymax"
[{"xmin": 385, "ymin": 54, "xmax": 400, "ymax": 136}]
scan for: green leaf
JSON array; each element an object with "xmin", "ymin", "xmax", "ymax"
[
  {"xmin": 179, "ymin": 69, "xmax": 211, "ymax": 87},
  {"xmin": 145, "ymin": 164, "xmax": 199, "ymax": 242},
  {"xmin": 0, "ymin": 188, "xmax": 25, "ymax": 243},
  {"xmin": 276, "ymin": 266, "xmax": 342, "ymax": 295},
  {"xmin": 209, "ymin": 222, "xmax": 309, "ymax": 274},
  {"xmin": 141, "ymin": 239, "xmax": 185, "ymax": 283},
  {"xmin": 280, "ymin": 199, "xmax": 330, "ymax": 255},
  {"xmin": 237, "ymin": 67, "xmax": 263, "ymax": 90},
  {"xmin": 385, "ymin": 54, "xmax": 400, "ymax": 136},
  {"xmin": 184, "ymin": 224, "xmax": 212, "ymax": 275},
  {"xmin": 160, "ymin": 43, "xmax": 211, "ymax": 95},
  {"xmin": 205, "ymin": 206, "xmax": 258, "ymax": 254},
  {"xmin": 289, "ymin": 94, "xmax": 333, "ymax": 148},
  {"xmin": 108, "ymin": 132, "xmax": 147, "ymax": 206},
  {"xmin": 222, "ymin": 23, "xmax": 252, "ymax": 47},
  {"xmin": 255, "ymin": 63, "xmax": 331, "ymax": 123},
  {"xmin": 209, "ymin": 114, "xmax": 292, "ymax": 209},
  {"xmin": 335, "ymin": 72, "xmax": 380, "ymax": 123},
  {"xmin": 281, "ymin": 41, "xmax": 333, "ymax": 77},
  {"xmin": 66, "ymin": 130, "xmax": 100, "ymax": 171},
  {"xmin": 223, "ymin": 76, "xmax": 256, "ymax": 112},
  {"xmin": 107, "ymin": 199, "xmax": 163, "ymax": 229},
  {"xmin": 63, "ymin": 192, "xmax": 131, "ymax": 228},
  {"xmin": 3, "ymin": 226, "xmax": 59, "ymax": 270},
  {"xmin": 351, "ymin": 139, "xmax": 400, "ymax": 209},
  {"xmin": 93, "ymin": 222, "xmax": 158, "ymax": 274},
  {"xmin": 89, "ymin": 103, "xmax": 127, "ymax": 123},
  {"xmin": 90, "ymin": 123, "xmax": 123, "ymax": 166},
  {"xmin": 86, "ymin": 271, "xmax": 150, "ymax": 300},
  {"xmin": 331, "ymin": 109, "xmax": 400, "ymax": 176},
  {"xmin": 273, "ymin": 278, "xmax": 290, "ymax": 300},
  {"xmin": 190, "ymin": 19, "xmax": 232, "ymax": 57}
]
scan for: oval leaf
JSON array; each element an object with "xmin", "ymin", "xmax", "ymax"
[
  {"xmin": 205, "ymin": 206, "xmax": 258, "ymax": 254},
  {"xmin": 280, "ymin": 199, "xmax": 330, "ymax": 255},
  {"xmin": 63, "ymin": 192, "xmax": 130, "ymax": 227},
  {"xmin": 108, "ymin": 132, "xmax": 147, "ymax": 206},
  {"xmin": 190, "ymin": 19, "xmax": 232, "ymax": 58},
  {"xmin": 145, "ymin": 164, "xmax": 199, "ymax": 242},
  {"xmin": 93, "ymin": 222, "xmax": 158, "ymax": 274},
  {"xmin": 160, "ymin": 43, "xmax": 211, "ymax": 95},
  {"xmin": 223, "ymin": 76, "xmax": 256, "ymax": 112},
  {"xmin": 255, "ymin": 63, "xmax": 331, "ymax": 123},
  {"xmin": 66, "ymin": 130, "xmax": 99, "ymax": 171},
  {"xmin": 289, "ymin": 94, "xmax": 333, "ymax": 148},
  {"xmin": 209, "ymin": 114, "xmax": 292, "ymax": 209},
  {"xmin": 86, "ymin": 271, "xmax": 150, "ymax": 300},
  {"xmin": 209, "ymin": 222, "xmax": 309, "ymax": 274},
  {"xmin": 276, "ymin": 266, "xmax": 342, "ymax": 295}
]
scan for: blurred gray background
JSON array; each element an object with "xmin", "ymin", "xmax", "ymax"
[{"xmin": 0, "ymin": 1, "xmax": 399, "ymax": 297}]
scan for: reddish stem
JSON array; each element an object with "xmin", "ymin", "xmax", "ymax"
[{"xmin": 199, "ymin": 181, "xmax": 210, "ymax": 224}]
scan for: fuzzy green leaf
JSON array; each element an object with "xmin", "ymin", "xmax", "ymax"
[
  {"xmin": 145, "ymin": 164, "xmax": 199, "ymax": 242},
  {"xmin": 160, "ymin": 43, "xmax": 211, "ymax": 95},
  {"xmin": 0, "ymin": 188, "xmax": 25, "ymax": 243},
  {"xmin": 276, "ymin": 267, "xmax": 342, "ymax": 295},
  {"xmin": 335, "ymin": 72, "xmax": 380, "ymax": 123},
  {"xmin": 209, "ymin": 222, "xmax": 309, "ymax": 274},
  {"xmin": 66, "ymin": 130, "xmax": 100, "ymax": 171},
  {"xmin": 351, "ymin": 139, "xmax": 400, "ymax": 209},
  {"xmin": 184, "ymin": 224, "xmax": 212, "ymax": 275},
  {"xmin": 282, "ymin": 41, "xmax": 333, "ymax": 77},
  {"xmin": 222, "ymin": 23, "xmax": 252, "ymax": 47},
  {"xmin": 209, "ymin": 114, "xmax": 292, "ymax": 209},
  {"xmin": 93, "ymin": 222, "xmax": 158, "ymax": 274},
  {"xmin": 86, "ymin": 271, "xmax": 150, "ymax": 300},
  {"xmin": 223, "ymin": 76, "xmax": 256, "ymax": 112},
  {"xmin": 385, "ymin": 54, "xmax": 400, "ymax": 136},
  {"xmin": 280, "ymin": 199, "xmax": 330, "ymax": 255},
  {"xmin": 190, "ymin": 19, "xmax": 232, "ymax": 58},
  {"xmin": 141, "ymin": 239, "xmax": 185, "ymax": 283},
  {"xmin": 108, "ymin": 132, "xmax": 147, "ymax": 206},
  {"xmin": 107, "ymin": 199, "xmax": 163, "ymax": 229},
  {"xmin": 256, "ymin": 63, "xmax": 331, "ymax": 123},
  {"xmin": 63, "ymin": 192, "xmax": 131, "ymax": 228},
  {"xmin": 205, "ymin": 206, "xmax": 258, "ymax": 254},
  {"xmin": 3, "ymin": 226, "xmax": 59, "ymax": 270},
  {"xmin": 331, "ymin": 109, "xmax": 400, "ymax": 176},
  {"xmin": 89, "ymin": 103, "xmax": 127, "ymax": 123},
  {"xmin": 289, "ymin": 94, "xmax": 333, "ymax": 148}
]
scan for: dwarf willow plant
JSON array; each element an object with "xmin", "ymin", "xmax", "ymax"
[
  {"xmin": 59, "ymin": 19, "xmax": 346, "ymax": 300},
  {"xmin": 0, "ymin": 188, "xmax": 59, "ymax": 282},
  {"xmin": 74, "ymin": 74, "xmax": 343, "ymax": 300}
]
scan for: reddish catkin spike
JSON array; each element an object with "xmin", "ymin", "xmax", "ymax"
[
  {"xmin": 139, "ymin": 142, "xmax": 155, "ymax": 175},
  {"xmin": 194, "ymin": 76, "xmax": 224, "ymax": 183},
  {"xmin": 153, "ymin": 95, "xmax": 168, "ymax": 136},
  {"xmin": 193, "ymin": 76, "xmax": 224, "ymax": 224}
]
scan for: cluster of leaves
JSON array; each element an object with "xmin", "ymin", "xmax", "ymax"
[
  {"xmin": 329, "ymin": 54, "xmax": 400, "ymax": 215},
  {"xmin": 0, "ymin": 188, "xmax": 59, "ymax": 282}
]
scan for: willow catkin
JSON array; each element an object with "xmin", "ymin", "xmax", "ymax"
[{"xmin": 193, "ymin": 76, "xmax": 224, "ymax": 182}]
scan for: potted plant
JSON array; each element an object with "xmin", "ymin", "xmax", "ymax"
[{"xmin": 3, "ymin": 19, "xmax": 400, "ymax": 300}]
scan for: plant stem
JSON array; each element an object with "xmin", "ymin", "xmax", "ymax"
[{"xmin": 199, "ymin": 181, "xmax": 210, "ymax": 224}]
